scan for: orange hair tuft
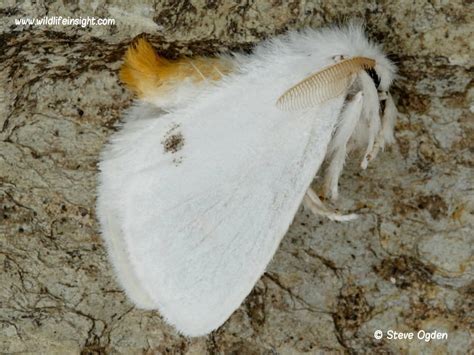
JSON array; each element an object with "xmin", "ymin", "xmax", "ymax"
[{"xmin": 119, "ymin": 37, "xmax": 232, "ymax": 99}]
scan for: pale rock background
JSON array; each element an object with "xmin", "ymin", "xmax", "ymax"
[{"xmin": 0, "ymin": 1, "xmax": 472, "ymax": 353}]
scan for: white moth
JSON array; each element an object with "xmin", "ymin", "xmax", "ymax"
[{"xmin": 97, "ymin": 24, "xmax": 397, "ymax": 336}]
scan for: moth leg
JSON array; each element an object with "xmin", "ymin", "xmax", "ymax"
[
  {"xmin": 364, "ymin": 91, "xmax": 387, "ymax": 163},
  {"xmin": 359, "ymin": 71, "xmax": 381, "ymax": 169},
  {"xmin": 380, "ymin": 92, "xmax": 397, "ymax": 145},
  {"xmin": 365, "ymin": 91, "xmax": 398, "ymax": 163},
  {"xmin": 303, "ymin": 188, "xmax": 358, "ymax": 222},
  {"xmin": 324, "ymin": 91, "xmax": 364, "ymax": 201}
]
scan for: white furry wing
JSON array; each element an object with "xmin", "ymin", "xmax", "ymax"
[{"xmin": 99, "ymin": 83, "xmax": 344, "ymax": 337}]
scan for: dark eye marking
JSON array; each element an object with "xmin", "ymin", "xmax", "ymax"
[{"xmin": 365, "ymin": 67, "xmax": 381, "ymax": 89}]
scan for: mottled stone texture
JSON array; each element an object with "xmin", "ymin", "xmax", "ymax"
[{"xmin": 0, "ymin": 0, "xmax": 472, "ymax": 353}]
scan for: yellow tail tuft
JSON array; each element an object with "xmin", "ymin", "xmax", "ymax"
[
  {"xmin": 120, "ymin": 37, "xmax": 170, "ymax": 98},
  {"xmin": 120, "ymin": 37, "xmax": 231, "ymax": 100}
]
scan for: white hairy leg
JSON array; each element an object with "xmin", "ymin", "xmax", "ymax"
[
  {"xmin": 358, "ymin": 71, "xmax": 381, "ymax": 169},
  {"xmin": 324, "ymin": 91, "xmax": 365, "ymax": 200},
  {"xmin": 381, "ymin": 91, "xmax": 397, "ymax": 145},
  {"xmin": 365, "ymin": 91, "xmax": 398, "ymax": 163},
  {"xmin": 303, "ymin": 187, "xmax": 358, "ymax": 221},
  {"xmin": 302, "ymin": 54, "xmax": 363, "ymax": 217}
]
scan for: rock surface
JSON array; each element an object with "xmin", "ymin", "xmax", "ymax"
[{"xmin": 0, "ymin": 1, "xmax": 472, "ymax": 353}]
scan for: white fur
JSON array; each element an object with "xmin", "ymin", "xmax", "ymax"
[
  {"xmin": 97, "ymin": 24, "xmax": 396, "ymax": 336},
  {"xmin": 358, "ymin": 70, "xmax": 381, "ymax": 169},
  {"xmin": 381, "ymin": 91, "xmax": 397, "ymax": 146},
  {"xmin": 325, "ymin": 91, "xmax": 364, "ymax": 200}
]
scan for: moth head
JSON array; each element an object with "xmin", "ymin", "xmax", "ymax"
[
  {"xmin": 370, "ymin": 53, "xmax": 397, "ymax": 92},
  {"xmin": 365, "ymin": 53, "xmax": 397, "ymax": 118}
]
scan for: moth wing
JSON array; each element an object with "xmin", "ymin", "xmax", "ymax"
[
  {"xmin": 98, "ymin": 103, "xmax": 170, "ymax": 309},
  {"xmin": 99, "ymin": 88, "xmax": 345, "ymax": 336}
]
